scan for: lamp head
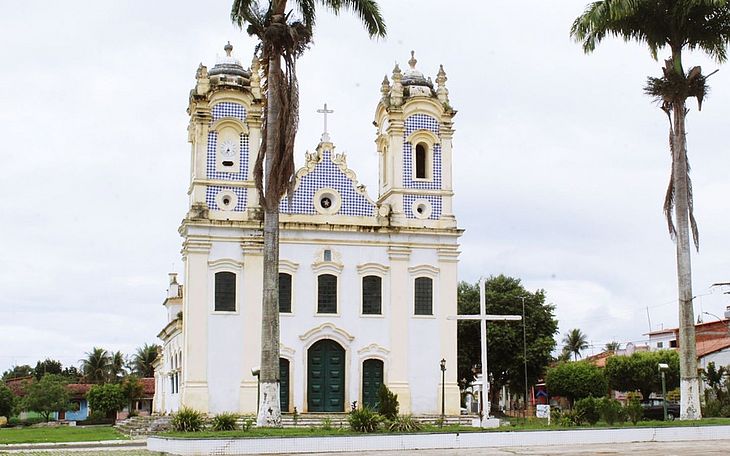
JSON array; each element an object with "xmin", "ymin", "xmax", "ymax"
[
  {"xmin": 658, "ymin": 363, "xmax": 669, "ymax": 371},
  {"xmin": 440, "ymin": 358, "xmax": 446, "ymax": 371},
  {"xmin": 251, "ymin": 367, "xmax": 260, "ymax": 376}
]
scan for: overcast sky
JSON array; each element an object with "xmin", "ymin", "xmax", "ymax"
[{"xmin": 1, "ymin": 1, "xmax": 729, "ymax": 374}]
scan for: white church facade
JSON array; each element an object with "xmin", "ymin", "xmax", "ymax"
[{"xmin": 153, "ymin": 44, "xmax": 462, "ymax": 416}]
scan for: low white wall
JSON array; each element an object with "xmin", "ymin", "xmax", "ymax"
[{"xmin": 148, "ymin": 425, "xmax": 730, "ymax": 455}]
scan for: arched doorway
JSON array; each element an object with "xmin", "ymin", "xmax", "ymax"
[
  {"xmin": 280, "ymin": 358, "xmax": 290, "ymax": 413},
  {"xmin": 307, "ymin": 339, "xmax": 345, "ymax": 412},
  {"xmin": 362, "ymin": 359, "xmax": 384, "ymax": 409}
]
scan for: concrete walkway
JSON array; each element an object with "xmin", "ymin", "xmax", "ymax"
[{"xmin": 0, "ymin": 439, "xmax": 146, "ymax": 454}]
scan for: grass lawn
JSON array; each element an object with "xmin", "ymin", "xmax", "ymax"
[
  {"xmin": 0, "ymin": 425, "xmax": 128, "ymax": 445},
  {"xmin": 161, "ymin": 418, "xmax": 730, "ymax": 439}
]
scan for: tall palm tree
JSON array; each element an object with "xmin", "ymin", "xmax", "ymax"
[
  {"xmin": 231, "ymin": 0, "xmax": 385, "ymax": 427},
  {"xmin": 571, "ymin": 0, "xmax": 730, "ymax": 420},
  {"xmin": 80, "ymin": 347, "xmax": 110, "ymax": 384},
  {"xmin": 604, "ymin": 341, "xmax": 621, "ymax": 353},
  {"xmin": 109, "ymin": 351, "xmax": 126, "ymax": 383},
  {"xmin": 562, "ymin": 328, "xmax": 589, "ymax": 361},
  {"xmin": 132, "ymin": 344, "xmax": 159, "ymax": 378}
]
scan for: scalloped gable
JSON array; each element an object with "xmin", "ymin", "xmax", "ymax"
[{"xmin": 280, "ymin": 144, "xmax": 377, "ymax": 217}]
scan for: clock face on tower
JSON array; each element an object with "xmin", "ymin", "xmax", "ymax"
[{"xmin": 219, "ymin": 139, "xmax": 237, "ymax": 158}]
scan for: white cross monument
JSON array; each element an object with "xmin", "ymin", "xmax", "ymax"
[
  {"xmin": 317, "ymin": 102, "xmax": 334, "ymax": 142},
  {"xmin": 449, "ymin": 277, "xmax": 522, "ymax": 427}
]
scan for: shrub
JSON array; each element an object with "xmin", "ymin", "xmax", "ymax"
[
  {"xmin": 387, "ymin": 414, "xmax": 422, "ymax": 433},
  {"xmin": 545, "ymin": 362, "xmax": 607, "ymax": 406},
  {"xmin": 624, "ymin": 394, "xmax": 643, "ymax": 425},
  {"xmin": 557, "ymin": 409, "xmax": 581, "ymax": 427},
  {"xmin": 574, "ymin": 396, "xmax": 600, "ymax": 425},
  {"xmin": 0, "ymin": 383, "xmax": 15, "ymax": 419},
  {"xmin": 377, "ymin": 384, "xmax": 399, "ymax": 420},
  {"xmin": 241, "ymin": 415, "xmax": 255, "ymax": 431},
  {"xmin": 171, "ymin": 407, "xmax": 205, "ymax": 432},
  {"xmin": 599, "ymin": 397, "xmax": 625, "ymax": 425},
  {"xmin": 348, "ymin": 407, "xmax": 382, "ymax": 433},
  {"xmin": 79, "ymin": 411, "xmax": 114, "ymax": 426},
  {"xmin": 320, "ymin": 416, "xmax": 332, "ymax": 430},
  {"xmin": 211, "ymin": 412, "xmax": 238, "ymax": 431},
  {"xmin": 86, "ymin": 383, "xmax": 125, "ymax": 417}
]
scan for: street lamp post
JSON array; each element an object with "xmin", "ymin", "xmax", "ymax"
[
  {"xmin": 658, "ymin": 363, "xmax": 669, "ymax": 421},
  {"xmin": 440, "ymin": 358, "xmax": 446, "ymax": 426},
  {"xmin": 521, "ymin": 296, "xmax": 529, "ymax": 417}
]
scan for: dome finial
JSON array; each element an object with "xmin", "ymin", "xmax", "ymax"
[
  {"xmin": 224, "ymin": 41, "xmax": 233, "ymax": 57},
  {"xmin": 408, "ymin": 50, "xmax": 417, "ymax": 70}
]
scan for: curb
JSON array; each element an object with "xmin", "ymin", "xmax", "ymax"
[
  {"xmin": 0, "ymin": 439, "xmax": 146, "ymax": 451},
  {"xmin": 148, "ymin": 425, "xmax": 730, "ymax": 455}
]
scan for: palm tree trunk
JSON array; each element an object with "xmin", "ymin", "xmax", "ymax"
[
  {"xmin": 671, "ymin": 98, "xmax": 702, "ymax": 420},
  {"xmin": 257, "ymin": 50, "xmax": 282, "ymax": 427}
]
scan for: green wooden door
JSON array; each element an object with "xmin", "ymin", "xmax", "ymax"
[
  {"xmin": 362, "ymin": 359, "xmax": 384, "ymax": 409},
  {"xmin": 280, "ymin": 358, "xmax": 290, "ymax": 413},
  {"xmin": 308, "ymin": 339, "xmax": 345, "ymax": 412}
]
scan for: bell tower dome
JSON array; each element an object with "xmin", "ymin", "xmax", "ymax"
[{"xmin": 374, "ymin": 51, "xmax": 456, "ymax": 228}]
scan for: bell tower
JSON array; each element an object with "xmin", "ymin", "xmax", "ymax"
[{"xmin": 374, "ymin": 51, "xmax": 456, "ymax": 228}]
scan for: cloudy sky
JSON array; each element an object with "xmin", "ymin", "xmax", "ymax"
[{"xmin": 1, "ymin": 1, "xmax": 729, "ymax": 374}]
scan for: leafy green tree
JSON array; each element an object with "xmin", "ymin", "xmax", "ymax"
[
  {"xmin": 61, "ymin": 366, "xmax": 81, "ymax": 383},
  {"xmin": 132, "ymin": 344, "xmax": 158, "ymax": 377},
  {"xmin": 562, "ymin": 328, "xmax": 589, "ymax": 361},
  {"xmin": 2, "ymin": 365, "xmax": 33, "ymax": 381},
  {"xmin": 21, "ymin": 374, "xmax": 70, "ymax": 422},
  {"xmin": 545, "ymin": 361, "xmax": 607, "ymax": 406},
  {"xmin": 33, "ymin": 359, "xmax": 63, "ymax": 380},
  {"xmin": 120, "ymin": 375, "xmax": 144, "ymax": 414},
  {"xmin": 231, "ymin": 0, "xmax": 386, "ymax": 427},
  {"xmin": 571, "ymin": 0, "xmax": 730, "ymax": 420},
  {"xmin": 0, "ymin": 383, "xmax": 15, "ymax": 418},
  {"xmin": 86, "ymin": 383, "xmax": 126, "ymax": 418},
  {"xmin": 604, "ymin": 341, "xmax": 621, "ymax": 352},
  {"xmin": 457, "ymin": 276, "xmax": 558, "ymax": 409},
  {"xmin": 605, "ymin": 350, "xmax": 679, "ymax": 399},
  {"xmin": 81, "ymin": 347, "xmax": 111, "ymax": 384},
  {"xmin": 702, "ymin": 361, "xmax": 728, "ymax": 403}
]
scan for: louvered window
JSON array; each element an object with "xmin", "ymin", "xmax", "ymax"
[
  {"xmin": 362, "ymin": 275, "xmax": 382, "ymax": 315},
  {"xmin": 214, "ymin": 271, "xmax": 236, "ymax": 311},
  {"xmin": 317, "ymin": 274, "xmax": 337, "ymax": 314},
  {"xmin": 414, "ymin": 277, "xmax": 433, "ymax": 315},
  {"xmin": 279, "ymin": 273, "xmax": 292, "ymax": 313},
  {"xmin": 415, "ymin": 143, "xmax": 427, "ymax": 179}
]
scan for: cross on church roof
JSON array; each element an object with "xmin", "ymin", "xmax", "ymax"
[{"xmin": 317, "ymin": 102, "xmax": 334, "ymax": 142}]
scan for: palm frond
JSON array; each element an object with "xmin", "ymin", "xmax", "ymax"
[
  {"xmin": 318, "ymin": 0, "xmax": 386, "ymax": 37},
  {"xmin": 231, "ymin": 0, "xmax": 268, "ymax": 38}
]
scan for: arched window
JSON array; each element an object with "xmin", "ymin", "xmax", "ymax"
[
  {"xmin": 214, "ymin": 271, "xmax": 236, "ymax": 312},
  {"xmin": 414, "ymin": 277, "xmax": 433, "ymax": 315},
  {"xmin": 362, "ymin": 275, "xmax": 382, "ymax": 315},
  {"xmin": 279, "ymin": 273, "xmax": 292, "ymax": 313},
  {"xmin": 415, "ymin": 143, "xmax": 428, "ymax": 179},
  {"xmin": 317, "ymin": 274, "xmax": 338, "ymax": 314}
]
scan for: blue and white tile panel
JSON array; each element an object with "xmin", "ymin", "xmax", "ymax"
[
  {"xmin": 206, "ymin": 185, "xmax": 247, "ymax": 212},
  {"xmin": 210, "ymin": 102, "xmax": 246, "ymax": 123},
  {"xmin": 280, "ymin": 150, "xmax": 376, "ymax": 217},
  {"xmin": 403, "ymin": 113, "xmax": 442, "ymax": 190},
  {"xmin": 403, "ymin": 194, "xmax": 442, "ymax": 220},
  {"xmin": 206, "ymin": 131, "xmax": 249, "ymax": 181}
]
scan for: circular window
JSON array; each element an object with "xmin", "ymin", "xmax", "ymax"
[
  {"xmin": 411, "ymin": 199, "xmax": 432, "ymax": 220},
  {"xmin": 215, "ymin": 190, "xmax": 238, "ymax": 211},
  {"xmin": 314, "ymin": 188, "xmax": 341, "ymax": 215}
]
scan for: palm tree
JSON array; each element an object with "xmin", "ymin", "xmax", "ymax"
[
  {"xmin": 132, "ymin": 344, "xmax": 159, "ymax": 378},
  {"xmin": 109, "ymin": 351, "xmax": 126, "ymax": 383},
  {"xmin": 604, "ymin": 341, "xmax": 621, "ymax": 353},
  {"xmin": 81, "ymin": 347, "xmax": 110, "ymax": 384},
  {"xmin": 230, "ymin": 0, "xmax": 386, "ymax": 427},
  {"xmin": 571, "ymin": 0, "xmax": 730, "ymax": 420},
  {"xmin": 562, "ymin": 328, "xmax": 589, "ymax": 361}
]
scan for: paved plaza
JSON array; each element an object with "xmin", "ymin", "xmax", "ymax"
[{"xmin": 1, "ymin": 440, "xmax": 730, "ymax": 455}]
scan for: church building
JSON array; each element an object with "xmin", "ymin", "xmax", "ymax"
[{"xmin": 152, "ymin": 43, "xmax": 462, "ymax": 416}]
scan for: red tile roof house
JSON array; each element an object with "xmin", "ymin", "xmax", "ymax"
[{"xmin": 3, "ymin": 377, "xmax": 155, "ymax": 422}]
